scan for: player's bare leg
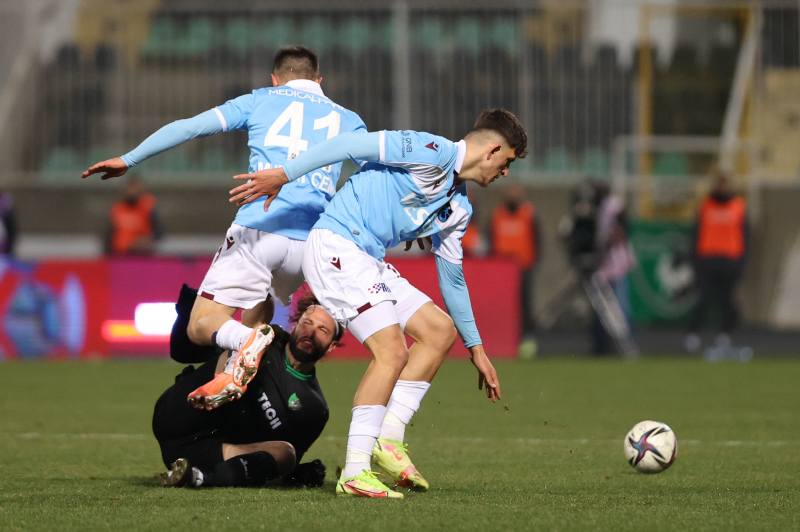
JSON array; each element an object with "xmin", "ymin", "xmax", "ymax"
[
  {"xmin": 372, "ymin": 302, "xmax": 457, "ymax": 491},
  {"xmin": 187, "ymin": 296, "xmax": 274, "ymax": 409},
  {"xmin": 400, "ymin": 302, "xmax": 457, "ymax": 383},
  {"xmin": 337, "ymin": 322, "xmax": 407, "ymax": 499},
  {"xmin": 242, "ymin": 296, "xmax": 275, "ymax": 328}
]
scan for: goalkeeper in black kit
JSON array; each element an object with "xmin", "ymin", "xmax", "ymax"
[{"xmin": 153, "ymin": 286, "xmax": 343, "ymax": 489}]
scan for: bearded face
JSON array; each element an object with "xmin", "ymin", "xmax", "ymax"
[{"xmin": 287, "ymin": 328, "xmax": 329, "ymax": 364}]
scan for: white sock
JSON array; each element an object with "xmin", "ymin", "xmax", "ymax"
[
  {"xmin": 215, "ymin": 320, "xmax": 252, "ymax": 353},
  {"xmin": 222, "ymin": 351, "xmax": 238, "ymax": 375},
  {"xmin": 342, "ymin": 404, "xmax": 387, "ymax": 479},
  {"xmin": 380, "ymin": 380, "xmax": 431, "ymax": 442}
]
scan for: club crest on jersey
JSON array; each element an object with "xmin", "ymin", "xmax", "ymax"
[
  {"xmin": 367, "ymin": 282, "xmax": 390, "ymax": 295},
  {"xmin": 226, "ymin": 236, "xmax": 235, "ymax": 250},
  {"xmin": 438, "ymin": 204, "xmax": 453, "ymax": 222},
  {"xmin": 425, "ymin": 141, "xmax": 439, "ymax": 151},
  {"xmin": 331, "ymin": 257, "xmax": 341, "ymax": 270},
  {"xmin": 288, "ymin": 393, "xmax": 302, "ymax": 411}
]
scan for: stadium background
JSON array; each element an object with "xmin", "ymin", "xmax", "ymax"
[{"xmin": 1, "ymin": 0, "xmax": 800, "ymax": 358}]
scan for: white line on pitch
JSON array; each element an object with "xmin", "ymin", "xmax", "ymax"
[
  {"xmin": 14, "ymin": 432, "xmax": 148, "ymax": 440},
  {"xmin": 11, "ymin": 433, "xmax": 799, "ymax": 447}
]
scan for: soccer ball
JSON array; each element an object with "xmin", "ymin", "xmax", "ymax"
[{"xmin": 623, "ymin": 420, "xmax": 678, "ymax": 473}]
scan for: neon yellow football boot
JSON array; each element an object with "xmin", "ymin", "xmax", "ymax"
[
  {"xmin": 336, "ymin": 469, "xmax": 404, "ymax": 499},
  {"xmin": 372, "ymin": 438, "xmax": 430, "ymax": 492}
]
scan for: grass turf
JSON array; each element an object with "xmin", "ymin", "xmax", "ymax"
[{"xmin": 1, "ymin": 358, "xmax": 798, "ymax": 531}]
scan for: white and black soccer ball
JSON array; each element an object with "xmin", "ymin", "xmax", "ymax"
[{"xmin": 623, "ymin": 420, "xmax": 677, "ymax": 473}]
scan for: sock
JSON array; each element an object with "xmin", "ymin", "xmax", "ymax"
[
  {"xmin": 222, "ymin": 351, "xmax": 238, "ymax": 375},
  {"xmin": 342, "ymin": 404, "xmax": 387, "ymax": 479},
  {"xmin": 380, "ymin": 380, "xmax": 431, "ymax": 442},
  {"xmin": 195, "ymin": 451, "xmax": 279, "ymax": 487},
  {"xmin": 214, "ymin": 320, "xmax": 252, "ymax": 353}
]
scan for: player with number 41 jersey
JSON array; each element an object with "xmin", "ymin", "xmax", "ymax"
[{"xmin": 82, "ymin": 46, "xmax": 366, "ymax": 408}]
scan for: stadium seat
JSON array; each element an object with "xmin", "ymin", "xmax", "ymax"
[
  {"xmin": 652, "ymin": 152, "xmax": 689, "ymax": 176},
  {"xmin": 181, "ymin": 17, "xmax": 216, "ymax": 57},
  {"xmin": 544, "ymin": 147, "xmax": 577, "ymax": 173},
  {"xmin": 42, "ymin": 148, "xmax": 82, "ymax": 181},
  {"xmin": 224, "ymin": 17, "xmax": 251, "ymax": 56},
  {"xmin": 582, "ymin": 147, "xmax": 611, "ymax": 176},
  {"xmin": 416, "ymin": 19, "xmax": 444, "ymax": 50},
  {"xmin": 140, "ymin": 17, "xmax": 176, "ymax": 57},
  {"xmin": 339, "ymin": 18, "xmax": 375, "ymax": 55},
  {"xmin": 455, "ymin": 17, "xmax": 483, "ymax": 56},
  {"xmin": 200, "ymin": 148, "xmax": 226, "ymax": 172},
  {"xmin": 299, "ymin": 18, "xmax": 334, "ymax": 55},
  {"xmin": 152, "ymin": 148, "xmax": 191, "ymax": 172},
  {"xmin": 489, "ymin": 18, "xmax": 518, "ymax": 57},
  {"xmin": 251, "ymin": 17, "xmax": 295, "ymax": 51}
]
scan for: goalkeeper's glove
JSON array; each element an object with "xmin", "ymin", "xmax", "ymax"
[{"xmin": 282, "ymin": 459, "xmax": 326, "ymax": 488}]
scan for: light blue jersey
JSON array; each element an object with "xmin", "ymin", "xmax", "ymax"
[
  {"xmin": 219, "ymin": 81, "xmax": 366, "ymax": 239},
  {"xmin": 121, "ymin": 79, "xmax": 366, "ymax": 241},
  {"xmin": 312, "ymin": 131, "xmax": 473, "ymax": 262},
  {"xmin": 282, "ymin": 130, "xmax": 481, "ymax": 347}
]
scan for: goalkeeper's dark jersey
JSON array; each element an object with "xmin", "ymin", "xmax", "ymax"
[{"xmin": 153, "ymin": 326, "xmax": 328, "ymax": 465}]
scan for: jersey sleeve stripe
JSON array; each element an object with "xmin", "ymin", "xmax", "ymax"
[
  {"xmin": 379, "ymin": 130, "xmax": 386, "ymax": 163},
  {"xmin": 213, "ymin": 107, "xmax": 228, "ymax": 132}
]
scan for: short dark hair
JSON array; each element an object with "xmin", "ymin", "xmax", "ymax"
[
  {"xmin": 289, "ymin": 291, "xmax": 345, "ymax": 344},
  {"xmin": 273, "ymin": 45, "xmax": 320, "ymax": 81},
  {"xmin": 472, "ymin": 108, "xmax": 528, "ymax": 158}
]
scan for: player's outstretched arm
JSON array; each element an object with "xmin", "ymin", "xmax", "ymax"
[
  {"xmin": 81, "ymin": 109, "xmax": 224, "ymax": 181},
  {"xmin": 81, "ymin": 157, "xmax": 129, "ymax": 180},
  {"xmin": 230, "ymin": 131, "xmax": 381, "ymax": 211},
  {"xmin": 469, "ymin": 344, "xmax": 501, "ymax": 402}
]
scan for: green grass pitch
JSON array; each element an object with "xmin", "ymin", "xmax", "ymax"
[{"xmin": 1, "ymin": 357, "xmax": 798, "ymax": 531}]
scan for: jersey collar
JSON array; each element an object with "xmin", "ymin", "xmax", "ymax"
[
  {"xmin": 285, "ymin": 79, "xmax": 326, "ymax": 98},
  {"xmin": 454, "ymin": 140, "xmax": 467, "ymax": 174}
]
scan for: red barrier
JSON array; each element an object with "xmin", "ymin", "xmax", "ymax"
[{"xmin": 0, "ymin": 256, "xmax": 520, "ymax": 359}]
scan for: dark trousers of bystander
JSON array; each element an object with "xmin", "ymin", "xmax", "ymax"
[
  {"xmin": 520, "ymin": 267, "xmax": 537, "ymax": 339},
  {"xmin": 689, "ymin": 257, "xmax": 744, "ymax": 335}
]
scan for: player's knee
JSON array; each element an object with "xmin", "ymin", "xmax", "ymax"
[
  {"xmin": 379, "ymin": 345, "xmax": 409, "ymax": 373},
  {"xmin": 186, "ymin": 320, "xmax": 204, "ymax": 345},
  {"xmin": 427, "ymin": 313, "xmax": 457, "ymax": 354},
  {"xmin": 271, "ymin": 441, "xmax": 297, "ymax": 476}
]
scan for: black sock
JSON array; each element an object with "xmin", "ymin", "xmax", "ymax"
[
  {"xmin": 170, "ymin": 284, "xmax": 219, "ymax": 364},
  {"xmin": 201, "ymin": 452, "xmax": 280, "ymax": 487}
]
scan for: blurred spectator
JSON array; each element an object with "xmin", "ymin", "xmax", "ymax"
[
  {"xmin": 684, "ymin": 173, "xmax": 748, "ymax": 352},
  {"xmin": 591, "ymin": 183, "xmax": 636, "ymax": 355},
  {"xmin": 489, "ymin": 183, "xmax": 542, "ymax": 344},
  {"xmin": 106, "ymin": 175, "xmax": 163, "ymax": 256},
  {"xmin": 0, "ymin": 190, "xmax": 17, "ymax": 256}
]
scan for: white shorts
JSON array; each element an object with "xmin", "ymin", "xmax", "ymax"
[
  {"xmin": 303, "ymin": 228, "xmax": 431, "ymax": 342},
  {"xmin": 199, "ymin": 224, "xmax": 305, "ymax": 309}
]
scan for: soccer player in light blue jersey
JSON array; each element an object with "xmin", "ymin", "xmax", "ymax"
[
  {"xmin": 229, "ymin": 109, "xmax": 528, "ymax": 498},
  {"xmin": 82, "ymin": 46, "xmax": 366, "ymax": 407}
]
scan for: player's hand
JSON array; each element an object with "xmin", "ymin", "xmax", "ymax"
[
  {"xmin": 404, "ymin": 236, "xmax": 432, "ymax": 252},
  {"xmin": 229, "ymin": 168, "xmax": 289, "ymax": 211},
  {"xmin": 282, "ymin": 459, "xmax": 326, "ymax": 488},
  {"xmin": 81, "ymin": 157, "xmax": 128, "ymax": 180},
  {"xmin": 469, "ymin": 345, "xmax": 501, "ymax": 402}
]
